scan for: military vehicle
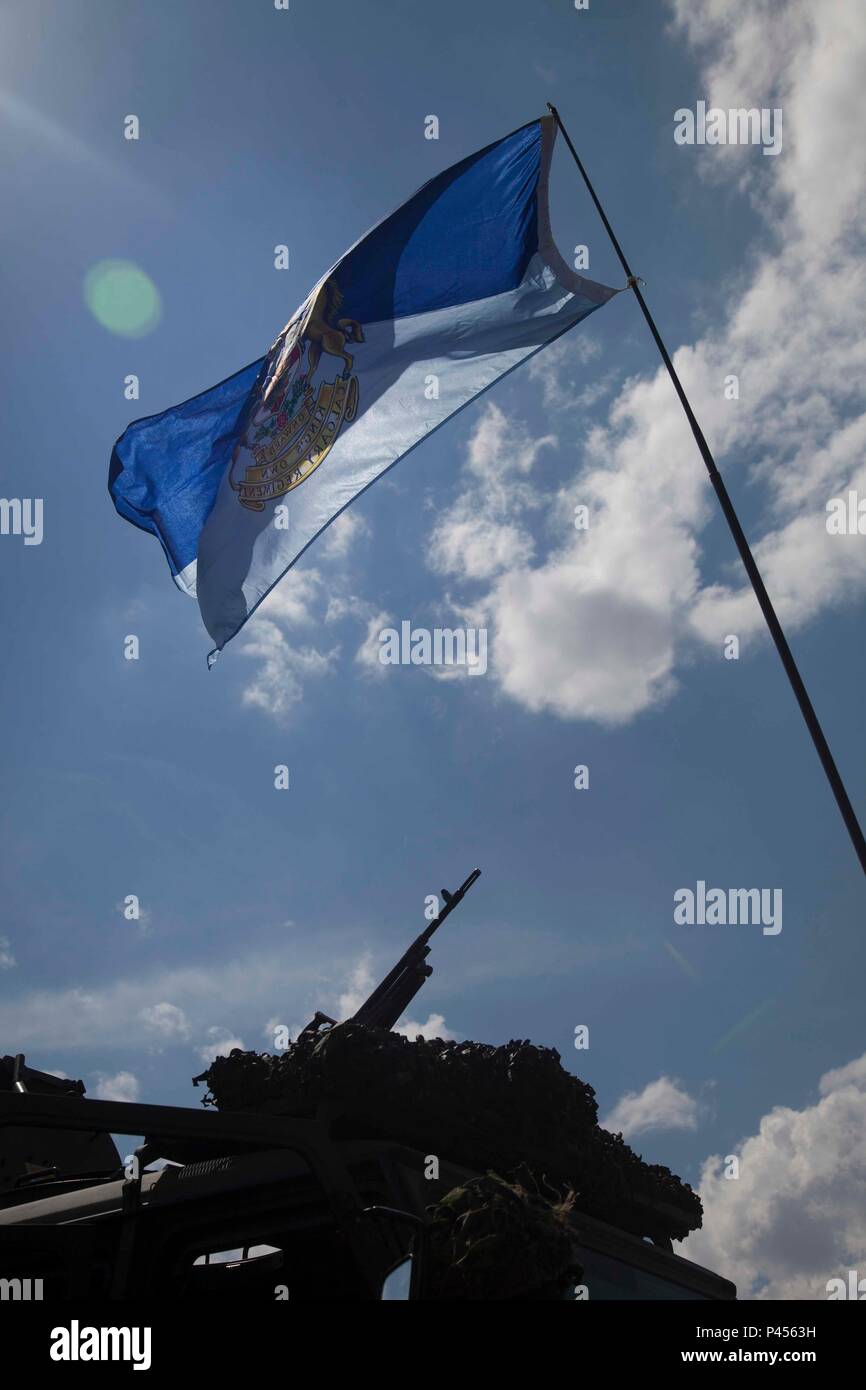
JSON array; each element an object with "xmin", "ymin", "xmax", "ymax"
[{"xmin": 0, "ymin": 871, "xmax": 735, "ymax": 1300}]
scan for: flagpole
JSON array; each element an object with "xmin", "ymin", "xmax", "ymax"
[{"xmin": 546, "ymin": 103, "xmax": 866, "ymax": 879}]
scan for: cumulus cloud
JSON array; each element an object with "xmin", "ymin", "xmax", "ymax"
[
  {"xmin": 238, "ymin": 513, "xmax": 374, "ymax": 717},
  {"xmin": 526, "ymin": 331, "xmax": 605, "ymax": 412},
  {"xmin": 0, "ymin": 951, "xmax": 326, "ymax": 1052},
  {"xmin": 219, "ymin": 3, "xmax": 866, "ymax": 729},
  {"xmin": 668, "ymin": 0, "xmax": 866, "ymax": 647},
  {"xmin": 0, "ymin": 936, "xmax": 15, "ymax": 970},
  {"xmin": 115, "ymin": 900, "xmax": 152, "ymax": 932},
  {"xmin": 91, "ymin": 1070, "xmax": 140, "ymax": 1103},
  {"xmin": 196, "ymin": 1027, "xmax": 246, "ymax": 1064},
  {"xmin": 333, "ymin": 955, "xmax": 456, "ymax": 1040},
  {"xmin": 0, "ymin": 946, "xmax": 459, "ymax": 1063},
  {"xmin": 240, "ymin": 617, "xmax": 339, "ymax": 718},
  {"xmin": 336, "ymin": 955, "xmax": 374, "ymax": 1019},
  {"xmin": 433, "ymin": 374, "xmax": 709, "ymax": 721},
  {"xmin": 601, "ymin": 1075, "xmax": 700, "ymax": 1139},
  {"xmin": 687, "ymin": 1050, "xmax": 866, "ymax": 1300},
  {"xmin": 429, "ymin": 402, "xmax": 555, "ymax": 583},
  {"xmin": 395, "ymin": 1012, "xmax": 458, "ymax": 1042},
  {"xmin": 321, "ymin": 509, "xmax": 369, "ymax": 559},
  {"xmin": 139, "ymin": 1001, "xmax": 192, "ymax": 1041},
  {"xmin": 490, "ymin": 562, "xmax": 681, "ymax": 724},
  {"xmin": 354, "ymin": 609, "xmax": 395, "ymax": 679},
  {"xmin": 427, "ymin": 0, "xmax": 866, "ymax": 724},
  {"xmin": 263, "ymin": 1015, "xmax": 284, "ymax": 1047},
  {"xmin": 253, "ymin": 567, "xmax": 323, "ymax": 629}
]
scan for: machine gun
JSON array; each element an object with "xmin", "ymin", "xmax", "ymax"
[{"xmin": 299, "ymin": 868, "xmax": 481, "ymax": 1040}]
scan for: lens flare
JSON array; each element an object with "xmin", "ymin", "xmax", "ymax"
[{"xmin": 84, "ymin": 259, "xmax": 161, "ymax": 338}]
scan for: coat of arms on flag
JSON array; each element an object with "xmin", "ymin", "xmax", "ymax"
[
  {"xmin": 109, "ymin": 115, "xmax": 618, "ymax": 658},
  {"xmin": 230, "ymin": 279, "xmax": 363, "ymax": 511}
]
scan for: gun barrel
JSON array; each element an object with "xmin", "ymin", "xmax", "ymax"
[
  {"xmin": 352, "ymin": 960, "xmax": 431, "ymax": 1031},
  {"xmin": 416, "ymin": 867, "xmax": 481, "ymax": 946},
  {"xmin": 350, "ymin": 868, "xmax": 481, "ymax": 1032}
]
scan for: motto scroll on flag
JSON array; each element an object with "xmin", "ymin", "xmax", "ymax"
[{"xmin": 109, "ymin": 115, "xmax": 618, "ymax": 660}]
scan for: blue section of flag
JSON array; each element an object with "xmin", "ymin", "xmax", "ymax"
[
  {"xmin": 109, "ymin": 121, "xmax": 547, "ymax": 586},
  {"xmin": 109, "ymin": 115, "xmax": 616, "ymax": 640},
  {"xmin": 109, "ymin": 356, "xmax": 265, "ymax": 580},
  {"xmin": 334, "ymin": 120, "xmax": 542, "ymax": 324}
]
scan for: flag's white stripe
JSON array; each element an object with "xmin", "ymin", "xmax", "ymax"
[
  {"xmin": 197, "ymin": 252, "xmax": 613, "ymax": 648},
  {"xmin": 174, "ymin": 559, "xmax": 198, "ymax": 596}
]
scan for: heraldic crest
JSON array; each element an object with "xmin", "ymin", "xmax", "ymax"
[{"xmin": 230, "ymin": 277, "xmax": 364, "ymax": 511}]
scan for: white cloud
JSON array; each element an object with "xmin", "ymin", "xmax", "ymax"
[
  {"xmin": 239, "ymin": 543, "xmax": 370, "ymax": 717},
  {"xmin": 332, "ymin": 957, "xmax": 457, "ymax": 1041},
  {"xmin": 336, "ymin": 954, "xmax": 374, "ymax": 1019},
  {"xmin": 526, "ymin": 332, "xmax": 603, "ymax": 411},
  {"xmin": 321, "ymin": 509, "xmax": 370, "ymax": 559},
  {"xmin": 428, "ymin": 0, "xmax": 866, "ymax": 724},
  {"xmin": 428, "ymin": 366, "xmax": 710, "ymax": 722},
  {"xmin": 240, "ymin": 617, "xmax": 338, "ymax": 719},
  {"xmin": 0, "ymin": 935, "xmax": 15, "ymax": 969},
  {"xmin": 115, "ymin": 899, "xmax": 151, "ymax": 932},
  {"xmin": 91, "ymin": 1070, "xmax": 140, "ymax": 1103},
  {"xmin": 818, "ymin": 1052, "xmax": 866, "ymax": 1096},
  {"xmin": 668, "ymin": 0, "xmax": 860, "ymax": 245},
  {"xmin": 139, "ymin": 1001, "xmax": 192, "ymax": 1041},
  {"xmin": 238, "ymin": 569, "xmax": 339, "ymax": 718},
  {"xmin": 354, "ymin": 608, "xmax": 394, "ymax": 678},
  {"xmin": 432, "ymin": 513, "xmax": 535, "ymax": 584},
  {"xmin": 429, "ymin": 402, "xmax": 554, "ymax": 583},
  {"xmin": 220, "ymin": 4, "xmax": 865, "ymax": 730},
  {"xmin": 263, "ymin": 1015, "xmax": 283, "ymax": 1045},
  {"xmin": 197, "ymin": 1027, "xmax": 246, "ymax": 1064},
  {"xmin": 258, "ymin": 567, "xmax": 323, "ymax": 628},
  {"xmin": 490, "ymin": 559, "xmax": 681, "ymax": 724},
  {"xmin": 325, "ymin": 592, "xmax": 374, "ymax": 625},
  {"xmin": 0, "ymin": 951, "xmax": 327, "ymax": 1051},
  {"xmin": 0, "ymin": 944, "xmax": 459, "ymax": 1065},
  {"xmin": 668, "ymin": 0, "xmax": 866, "ymax": 647},
  {"xmin": 395, "ymin": 1012, "xmax": 458, "ymax": 1042},
  {"xmin": 254, "ymin": 567, "xmax": 323, "ymax": 627},
  {"xmin": 601, "ymin": 1075, "xmax": 700, "ymax": 1139},
  {"xmin": 686, "ymin": 1051, "xmax": 866, "ymax": 1300}
]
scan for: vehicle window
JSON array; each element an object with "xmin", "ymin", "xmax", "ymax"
[
  {"xmin": 578, "ymin": 1247, "xmax": 711, "ymax": 1300},
  {"xmin": 193, "ymin": 1244, "xmax": 281, "ymax": 1265}
]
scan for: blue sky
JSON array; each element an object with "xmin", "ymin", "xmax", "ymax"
[{"xmin": 1, "ymin": 0, "xmax": 864, "ymax": 1298}]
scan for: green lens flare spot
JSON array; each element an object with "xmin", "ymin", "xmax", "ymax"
[{"xmin": 84, "ymin": 260, "xmax": 162, "ymax": 338}]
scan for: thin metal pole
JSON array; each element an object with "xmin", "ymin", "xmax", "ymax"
[{"xmin": 547, "ymin": 102, "xmax": 866, "ymax": 879}]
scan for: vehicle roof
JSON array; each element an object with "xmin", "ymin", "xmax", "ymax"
[{"xmin": 0, "ymin": 1090, "xmax": 735, "ymax": 1297}]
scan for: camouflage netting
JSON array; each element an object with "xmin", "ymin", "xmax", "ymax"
[
  {"xmin": 425, "ymin": 1172, "xmax": 583, "ymax": 1300},
  {"xmin": 197, "ymin": 1022, "xmax": 702, "ymax": 1241}
]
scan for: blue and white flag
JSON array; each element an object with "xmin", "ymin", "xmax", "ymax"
[{"xmin": 110, "ymin": 116, "xmax": 617, "ymax": 659}]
